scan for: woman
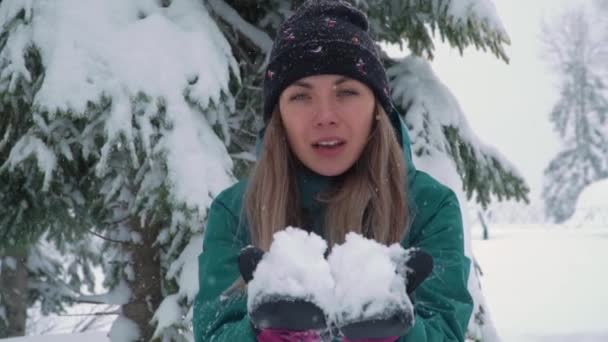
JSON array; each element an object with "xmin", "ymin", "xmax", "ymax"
[{"xmin": 193, "ymin": 1, "xmax": 473, "ymax": 341}]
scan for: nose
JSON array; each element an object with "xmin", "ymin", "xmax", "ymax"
[{"xmin": 313, "ymin": 98, "xmax": 338, "ymax": 127}]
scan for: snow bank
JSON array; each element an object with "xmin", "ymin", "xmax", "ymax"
[
  {"xmin": 565, "ymin": 179, "xmax": 608, "ymax": 228},
  {"xmin": 108, "ymin": 316, "xmax": 139, "ymax": 342},
  {"xmin": 472, "ymin": 226, "xmax": 608, "ymax": 340},
  {"xmin": 2, "ymin": 332, "xmax": 110, "ymax": 342}
]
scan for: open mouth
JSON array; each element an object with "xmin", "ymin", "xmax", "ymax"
[{"xmin": 312, "ymin": 139, "xmax": 346, "ymax": 150}]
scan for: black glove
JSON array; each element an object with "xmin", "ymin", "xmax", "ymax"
[
  {"xmin": 238, "ymin": 246, "xmax": 328, "ymax": 332},
  {"xmin": 338, "ymin": 248, "xmax": 434, "ymax": 340}
]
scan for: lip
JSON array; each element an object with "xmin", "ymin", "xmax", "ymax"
[
  {"xmin": 311, "ymin": 137, "xmax": 347, "ymax": 157},
  {"xmin": 311, "ymin": 137, "xmax": 347, "ymax": 146}
]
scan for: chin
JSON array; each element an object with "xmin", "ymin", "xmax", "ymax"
[{"xmin": 309, "ymin": 164, "xmax": 351, "ymax": 177}]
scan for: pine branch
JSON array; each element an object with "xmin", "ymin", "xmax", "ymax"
[
  {"xmin": 58, "ymin": 311, "xmax": 120, "ymax": 317},
  {"xmin": 208, "ymin": 0, "xmax": 273, "ymax": 53},
  {"xmin": 86, "ymin": 229, "xmax": 131, "ymax": 245},
  {"xmin": 103, "ymin": 214, "xmax": 131, "ymax": 227},
  {"xmin": 72, "ymin": 308, "xmax": 113, "ymax": 333},
  {"xmin": 0, "ymin": 123, "xmax": 11, "ymax": 153},
  {"xmin": 71, "ymin": 298, "xmax": 111, "ymax": 305}
]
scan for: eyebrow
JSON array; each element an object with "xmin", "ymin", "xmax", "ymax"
[{"xmin": 292, "ymin": 77, "xmax": 350, "ymax": 89}]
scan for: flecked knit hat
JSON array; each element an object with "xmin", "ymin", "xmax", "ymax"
[{"xmin": 262, "ymin": 0, "xmax": 392, "ymax": 122}]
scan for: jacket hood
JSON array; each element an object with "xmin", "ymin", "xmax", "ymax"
[{"xmin": 387, "ymin": 106, "xmax": 417, "ymax": 187}]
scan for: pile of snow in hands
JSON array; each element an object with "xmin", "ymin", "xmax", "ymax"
[{"xmin": 247, "ymin": 227, "xmax": 413, "ymax": 324}]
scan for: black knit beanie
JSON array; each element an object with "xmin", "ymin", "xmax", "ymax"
[{"xmin": 262, "ymin": 0, "xmax": 392, "ymax": 122}]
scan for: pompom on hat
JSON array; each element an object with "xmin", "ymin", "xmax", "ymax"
[{"xmin": 262, "ymin": 0, "xmax": 392, "ymax": 122}]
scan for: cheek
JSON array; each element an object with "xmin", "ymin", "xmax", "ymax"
[
  {"xmin": 349, "ymin": 105, "xmax": 375, "ymax": 137},
  {"xmin": 355, "ymin": 118, "xmax": 374, "ymax": 145},
  {"xmin": 280, "ymin": 115, "xmax": 307, "ymax": 150}
]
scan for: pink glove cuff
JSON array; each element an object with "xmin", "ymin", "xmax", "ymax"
[
  {"xmin": 257, "ymin": 328, "xmax": 321, "ymax": 342},
  {"xmin": 341, "ymin": 337, "xmax": 399, "ymax": 342}
]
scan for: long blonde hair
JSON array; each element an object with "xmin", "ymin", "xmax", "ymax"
[{"xmin": 244, "ymin": 104, "xmax": 408, "ymax": 251}]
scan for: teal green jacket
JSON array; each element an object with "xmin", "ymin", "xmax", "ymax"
[{"xmin": 193, "ymin": 111, "xmax": 474, "ymax": 341}]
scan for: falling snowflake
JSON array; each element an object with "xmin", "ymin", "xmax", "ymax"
[{"xmin": 310, "ymin": 46, "xmax": 323, "ymax": 53}]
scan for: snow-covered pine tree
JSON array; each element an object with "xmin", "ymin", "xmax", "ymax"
[
  {"xmin": 0, "ymin": 124, "xmax": 101, "ymax": 337},
  {"xmin": 0, "ymin": 254, "xmax": 27, "ymax": 337},
  {"xmin": 0, "ymin": 238, "xmax": 101, "ymax": 338},
  {"xmin": 542, "ymin": 5, "xmax": 608, "ymax": 223},
  {"xmin": 1, "ymin": 0, "xmax": 237, "ymax": 341},
  {"xmin": 0, "ymin": 11, "xmax": 98, "ymax": 336}
]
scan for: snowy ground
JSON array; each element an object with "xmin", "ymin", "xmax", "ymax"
[
  {"xmin": 3, "ymin": 225, "xmax": 607, "ymax": 342},
  {"xmin": 1, "ymin": 332, "xmax": 109, "ymax": 342},
  {"xmin": 472, "ymin": 224, "xmax": 608, "ymax": 342}
]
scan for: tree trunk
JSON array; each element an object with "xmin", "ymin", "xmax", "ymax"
[
  {"xmin": 121, "ymin": 218, "xmax": 162, "ymax": 342},
  {"xmin": 0, "ymin": 251, "xmax": 28, "ymax": 338},
  {"xmin": 477, "ymin": 211, "xmax": 490, "ymax": 240}
]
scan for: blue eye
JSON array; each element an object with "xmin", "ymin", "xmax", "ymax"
[
  {"xmin": 338, "ymin": 89, "xmax": 358, "ymax": 97},
  {"xmin": 289, "ymin": 93, "xmax": 309, "ymax": 101}
]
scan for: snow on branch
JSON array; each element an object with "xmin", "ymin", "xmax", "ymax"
[
  {"xmin": 78, "ymin": 280, "xmax": 131, "ymax": 306},
  {"xmin": 150, "ymin": 294, "xmax": 181, "ymax": 340},
  {"xmin": 0, "ymin": 123, "xmax": 11, "ymax": 153},
  {"xmin": 441, "ymin": 0, "xmax": 509, "ymax": 39},
  {"xmin": 433, "ymin": 0, "xmax": 511, "ymax": 62},
  {"xmin": 390, "ymin": 56, "xmax": 474, "ymax": 153},
  {"xmin": 0, "ymin": 134, "xmax": 56, "ymax": 191},
  {"xmin": 389, "ymin": 55, "xmax": 527, "ymax": 204},
  {"xmin": 0, "ymin": 0, "xmax": 33, "ymax": 26},
  {"xmin": 165, "ymin": 235, "xmax": 202, "ymax": 303},
  {"xmin": 0, "ymin": 0, "xmax": 238, "ymax": 216},
  {"xmin": 207, "ymin": 0, "xmax": 273, "ymax": 54},
  {"xmin": 364, "ymin": 0, "xmax": 510, "ymax": 61}
]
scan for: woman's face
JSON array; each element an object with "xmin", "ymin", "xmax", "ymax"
[{"xmin": 278, "ymin": 74, "xmax": 375, "ymax": 176}]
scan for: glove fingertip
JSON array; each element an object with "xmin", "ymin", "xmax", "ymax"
[
  {"xmin": 239, "ymin": 245, "xmax": 265, "ymax": 283},
  {"xmin": 405, "ymin": 249, "xmax": 434, "ymax": 294}
]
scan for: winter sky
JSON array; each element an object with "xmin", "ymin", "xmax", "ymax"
[{"xmin": 387, "ymin": 0, "xmax": 587, "ymax": 204}]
